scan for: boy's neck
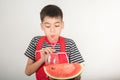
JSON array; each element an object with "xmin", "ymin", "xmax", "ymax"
[{"xmin": 45, "ymin": 36, "xmax": 60, "ymax": 44}]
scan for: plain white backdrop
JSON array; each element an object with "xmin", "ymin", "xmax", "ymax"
[{"xmin": 0, "ymin": 0, "xmax": 120, "ymax": 80}]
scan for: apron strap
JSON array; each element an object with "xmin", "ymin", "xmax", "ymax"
[
  {"xmin": 59, "ymin": 36, "xmax": 66, "ymax": 52},
  {"xmin": 35, "ymin": 36, "xmax": 45, "ymax": 61}
]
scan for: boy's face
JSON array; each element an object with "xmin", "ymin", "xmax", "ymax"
[{"xmin": 41, "ymin": 16, "xmax": 64, "ymax": 43}]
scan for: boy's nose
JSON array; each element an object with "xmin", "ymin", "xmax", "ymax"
[{"xmin": 50, "ymin": 27, "xmax": 55, "ymax": 32}]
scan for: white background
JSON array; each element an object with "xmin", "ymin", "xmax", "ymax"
[{"xmin": 0, "ymin": 0, "xmax": 120, "ymax": 80}]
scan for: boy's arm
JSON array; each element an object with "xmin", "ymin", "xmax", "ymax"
[
  {"xmin": 25, "ymin": 58, "xmax": 44, "ymax": 76},
  {"xmin": 25, "ymin": 47, "xmax": 55, "ymax": 76}
]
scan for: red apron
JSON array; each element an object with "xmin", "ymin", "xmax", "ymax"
[{"xmin": 35, "ymin": 36, "xmax": 66, "ymax": 80}]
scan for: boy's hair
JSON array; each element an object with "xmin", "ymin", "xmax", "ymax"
[{"xmin": 40, "ymin": 5, "xmax": 63, "ymax": 22}]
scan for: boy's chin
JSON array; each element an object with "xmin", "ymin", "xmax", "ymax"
[
  {"xmin": 50, "ymin": 38, "xmax": 58, "ymax": 42},
  {"xmin": 49, "ymin": 37, "xmax": 58, "ymax": 42}
]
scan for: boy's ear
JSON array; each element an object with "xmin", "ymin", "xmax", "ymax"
[
  {"xmin": 61, "ymin": 21, "xmax": 64, "ymax": 29},
  {"xmin": 40, "ymin": 23, "xmax": 44, "ymax": 30}
]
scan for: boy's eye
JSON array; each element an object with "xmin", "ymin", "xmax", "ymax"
[
  {"xmin": 45, "ymin": 25, "xmax": 50, "ymax": 28},
  {"xmin": 55, "ymin": 25, "xmax": 60, "ymax": 27},
  {"xmin": 55, "ymin": 22, "xmax": 60, "ymax": 27},
  {"xmin": 45, "ymin": 26, "xmax": 50, "ymax": 28},
  {"xmin": 44, "ymin": 23, "xmax": 51, "ymax": 28}
]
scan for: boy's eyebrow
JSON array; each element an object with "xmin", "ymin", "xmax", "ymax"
[
  {"xmin": 55, "ymin": 22, "xmax": 60, "ymax": 24},
  {"xmin": 54, "ymin": 22, "xmax": 61, "ymax": 25},
  {"xmin": 44, "ymin": 22, "xmax": 61, "ymax": 24},
  {"xmin": 44, "ymin": 22, "xmax": 50, "ymax": 24}
]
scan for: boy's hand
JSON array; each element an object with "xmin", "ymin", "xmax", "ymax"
[
  {"xmin": 75, "ymin": 75, "xmax": 81, "ymax": 80},
  {"xmin": 39, "ymin": 47, "xmax": 55, "ymax": 62}
]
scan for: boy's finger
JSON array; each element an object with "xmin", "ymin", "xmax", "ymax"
[
  {"xmin": 47, "ymin": 47, "xmax": 56, "ymax": 54},
  {"xmin": 47, "ymin": 47, "xmax": 52, "ymax": 53},
  {"xmin": 44, "ymin": 47, "xmax": 52, "ymax": 54},
  {"xmin": 51, "ymin": 48, "xmax": 56, "ymax": 53}
]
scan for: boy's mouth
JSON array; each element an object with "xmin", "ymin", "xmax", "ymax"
[
  {"xmin": 51, "ymin": 35, "xmax": 55, "ymax": 38},
  {"xmin": 49, "ymin": 35, "xmax": 58, "ymax": 42}
]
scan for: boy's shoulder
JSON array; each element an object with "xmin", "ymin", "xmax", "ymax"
[
  {"xmin": 31, "ymin": 36, "xmax": 42, "ymax": 43},
  {"xmin": 64, "ymin": 37, "xmax": 72, "ymax": 41},
  {"xmin": 64, "ymin": 37, "xmax": 75, "ymax": 44},
  {"xmin": 32, "ymin": 36, "xmax": 41, "ymax": 39}
]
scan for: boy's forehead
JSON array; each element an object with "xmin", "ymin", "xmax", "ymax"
[{"xmin": 42, "ymin": 16, "xmax": 62, "ymax": 23}]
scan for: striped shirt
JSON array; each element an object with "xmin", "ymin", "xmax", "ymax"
[{"xmin": 24, "ymin": 36, "xmax": 84, "ymax": 63}]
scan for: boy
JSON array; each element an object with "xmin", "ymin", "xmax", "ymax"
[{"xmin": 24, "ymin": 4, "xmax": 84, "ymax": 80}]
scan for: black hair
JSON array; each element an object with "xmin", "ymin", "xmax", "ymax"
[{"xmin": 40, "ymin": 5, "xmax": 63, "ymax": 22}]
